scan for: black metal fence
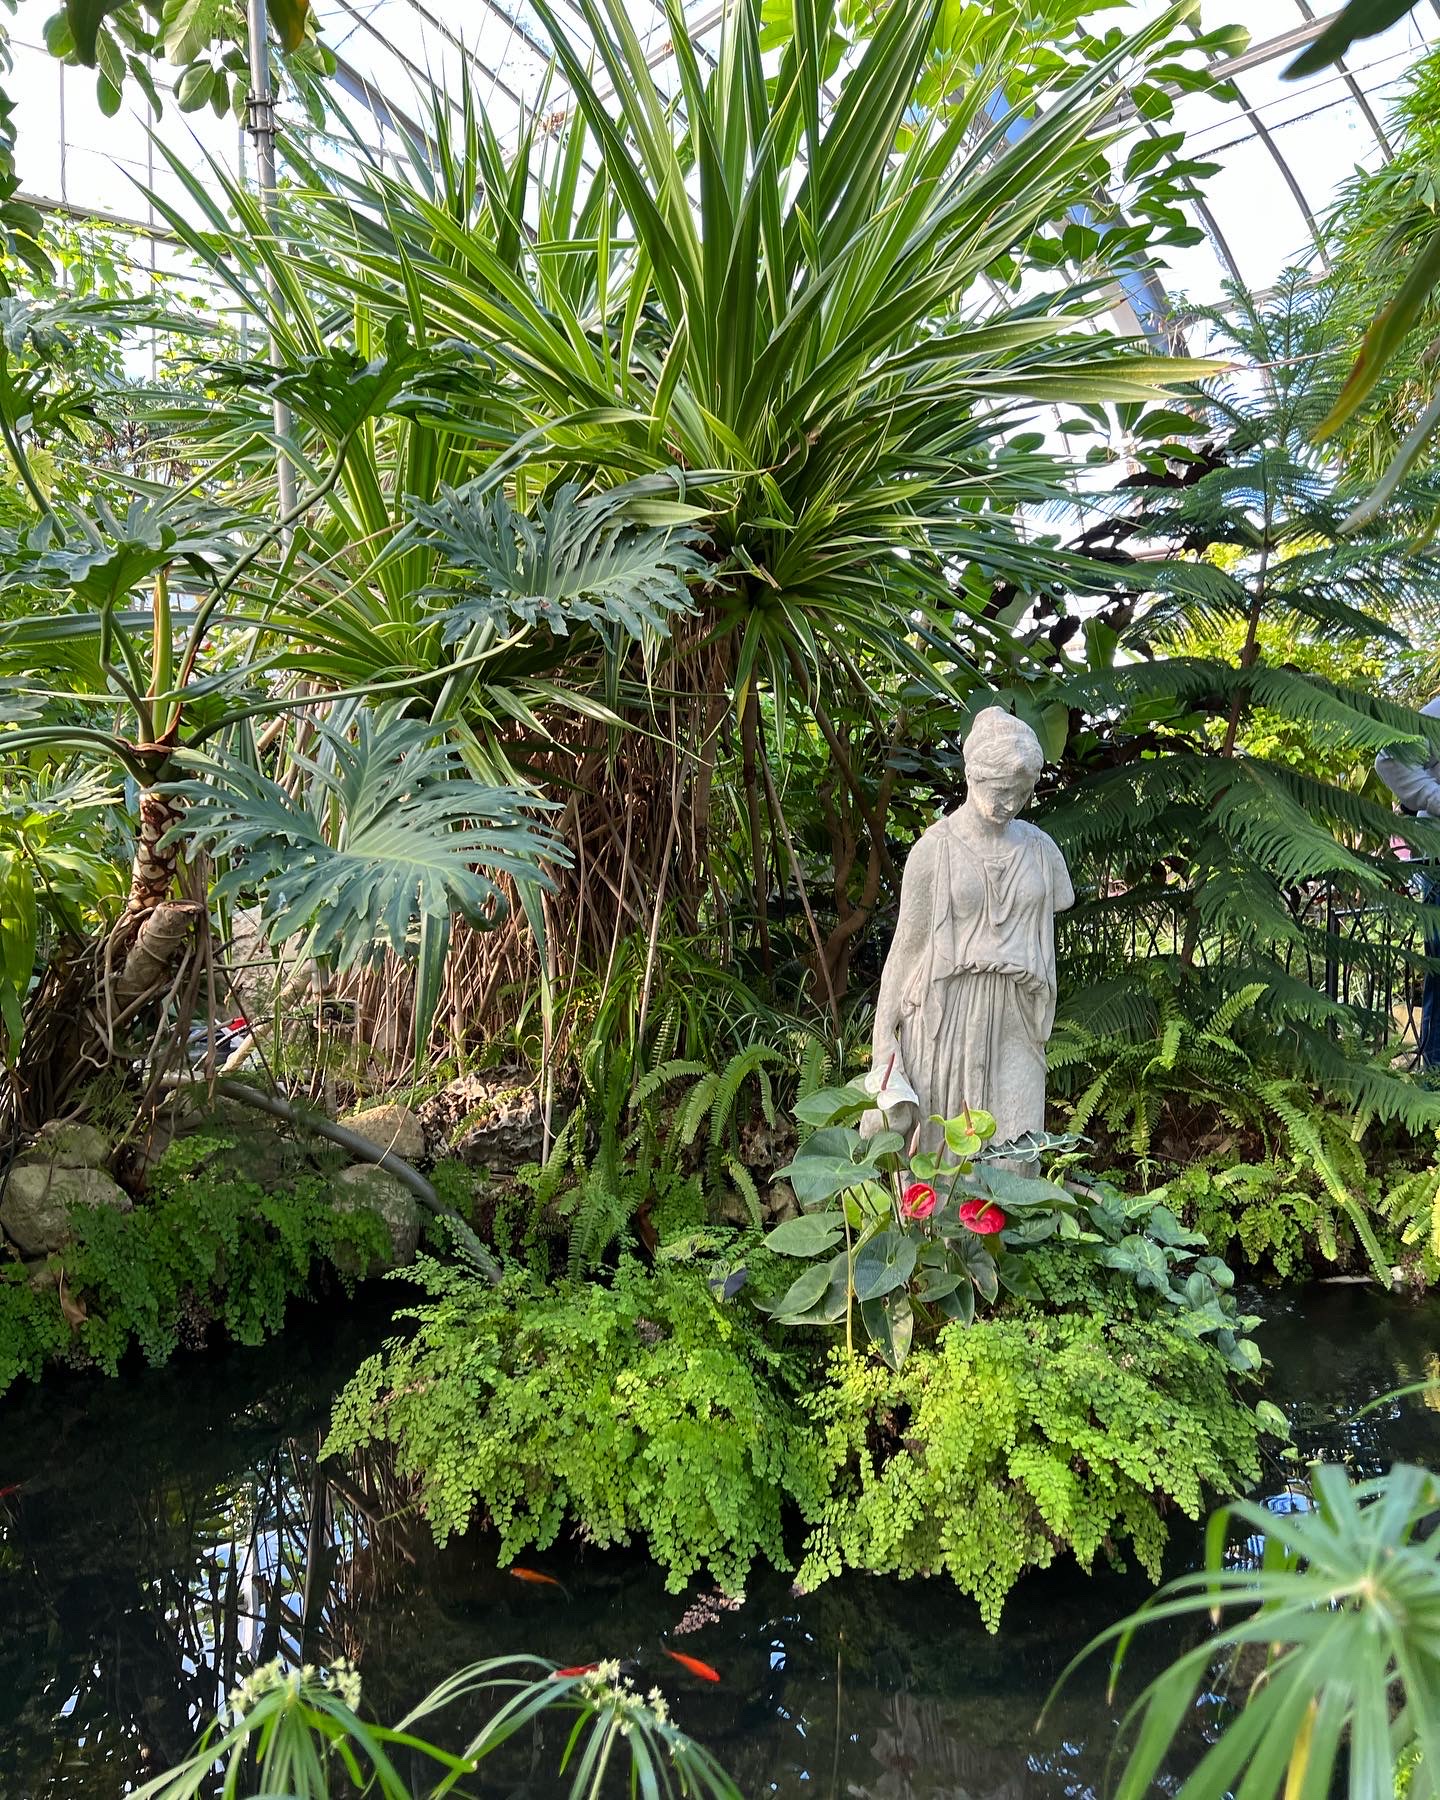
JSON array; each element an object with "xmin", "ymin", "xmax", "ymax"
[{"xmin": 1056, "ymin": 865, "xmax": 1437, "ymax": 1062}]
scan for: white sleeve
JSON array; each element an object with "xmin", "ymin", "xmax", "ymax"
[{"xmin": 1375, "ymin": 748, "xmax": 1440, "ymax": 818}]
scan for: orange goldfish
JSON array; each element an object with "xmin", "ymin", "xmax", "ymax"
[{"xmin": 663, "ymin": 1649, "xmax": 721, "ymax": 1682}]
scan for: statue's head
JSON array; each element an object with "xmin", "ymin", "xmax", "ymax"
[{"xmin": 962, "ymin": 707, "xmax": 1044, "ymax": 828}]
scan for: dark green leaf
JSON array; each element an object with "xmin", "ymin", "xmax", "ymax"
[
  {"xmin": 63, "ymin": 0, "xmax": 128, "ymax": 64},
  {"xmin": 763, "ymin": 1212, "xmax": 845, "ymax": 1257},
  {"xmin": 852, "ymin": 1229, "xmax": 917, "ymax": 1302},
  {"xmin": 1285, "ymin": 0, "xmax": 1418, "ymax": 78},
  {"xmin": 860, "ymin": 1290, "xmax": 914, "ymax": 1370},
  {"xmin": 771, "ymin": 1260, "xmax": 834, "ymax": 1318},
  {"xmin": 793, "ymin": 1084, "xmax": 872, "ymax": 1126},
  {"xmin": 774, "ymin": 1151, "xmax": 879, "ymax": 1207}
]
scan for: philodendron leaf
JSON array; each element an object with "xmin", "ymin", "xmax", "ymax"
[
  {"xmin": 1255, "ymin": 1400, "xmax": 1291, "ymax": 1438},
  {"xmin": 861, "ymin": 1291, "xmax": 914, "ymax": 1370},
  {"xmin": 764, "ymin": 1213, "xmax": 845, "ymax": 1257},
  {"xmin": 1102, "ymin": 1235, "xmax": 1173, "ymax": 1294},
  {"xmin": 1146, "ymin": 1204, "xmax": 1207, "ymax": 1248},
  {"xmin": 853, "ymin": 1229, "xmax": 917, "ymax": 1302}
]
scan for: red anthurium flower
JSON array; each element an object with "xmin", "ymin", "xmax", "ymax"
[
  {"xmin": 901, "ymin": 1181, "xmax": 938, "ymax": 1221},
  {"xmin": 958, "ymin": 1197, "xmax": 1005, "ymax": 1235}
]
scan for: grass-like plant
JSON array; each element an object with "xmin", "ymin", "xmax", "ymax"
[
  {"xmin": 134, "ymin": 1654, "xmax": 739, "ymax": 1800},
  {"xmin": 1051, "ymin": 1460, "xmax": 1440, "ymax": 1798}
]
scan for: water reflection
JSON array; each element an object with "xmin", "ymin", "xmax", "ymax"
[{"xmin": 0, "ymin": 1284, "xmax": 1438, "ymax": 1796}]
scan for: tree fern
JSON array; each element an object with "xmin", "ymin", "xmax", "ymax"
[{"xmin": 1014, "ymin": 276, "xmax": 1440, "ymax": 1145}]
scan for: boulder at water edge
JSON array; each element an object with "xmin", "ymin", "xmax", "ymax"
[
  {"xmin": 0, "ymin": 1164, "xmax": 132, "ymax": 1256},
  {"xmin": 331, "ymin": 1165, "xmax": 423, "ymax": 1275}
]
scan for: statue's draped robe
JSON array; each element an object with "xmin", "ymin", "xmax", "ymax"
[{"xmin": 897, "ymin": 817, "xmax": 1073, "ymax": 1154}]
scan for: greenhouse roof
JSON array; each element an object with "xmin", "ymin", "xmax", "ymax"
[{"xmin": 10, "ymin": 0, "xmax": 1440, "ymax": 312}]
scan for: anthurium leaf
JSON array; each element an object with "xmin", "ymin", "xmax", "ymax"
[
  {"xmin": 774, "ymin": 1152, "xmax": 880, "ymax": 1207},
  {"xmin": 864, "ymin": 1129, "xmax": 907, "ymax": 1159},
  {"xmin": 950, "ymin": 1231, "xmax": 1000, "ymax": 1304},
  {"xmin": 935, "ymin": 1279, "xmax": 975, "ymax": 1326},
  {"xmin": 914, "ymin": 1269, "xmax": 961, "ymax": 1301},
  {"xmin": 796, "ymin": 1126, "xmax": 863, "ymax": 1159},
  {"xmin": 853, "ymin": 1229, "xmax": 917, "ymax": 1302},
  {"xmin": 860, "ymin": 1290, "xmax": 914, "ymax": 1371},
  {"xmin": 764, "ymin": 1212, "xmax": 845, "ymax": 1257},
  {"xmin": 793, "ymin": 1084, "xmax": 872, "ymax": 1126},
  {"xmin": 997, "ymin": 1257, "xmax": 1044, "ymax": 1304},
  {"xmin": 1002, "ymin": 1213, "xmax": 1058, "ymax": 1247},
  {"xmin": 770, "ymin": 1260, "xmax": 834, "ymax": 1317},
  {"xmin": 1194, "ymin": 1255, "xmax": 1235, "ymax": 1290},
  {"xmin": 969, "ymin": 1166, "xmax": 1070, "ymax": 1208}
]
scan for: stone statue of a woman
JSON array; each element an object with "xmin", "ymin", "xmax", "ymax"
[{"xmin": 866, "ymin": 707, "xmax": 1073, "ymax": 1156}]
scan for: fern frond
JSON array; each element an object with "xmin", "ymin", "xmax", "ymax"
[{"xmin": 723, "ymin": 1155, "xmax": 764, "ymax": 1231}]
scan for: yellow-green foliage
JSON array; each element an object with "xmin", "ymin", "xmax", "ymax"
[
  {"xmin": 324, "ymin": 1259, "xmax": 831, "ymax": 1593},
  {"xmin": 796, "ymin": 1308, "xmax": 1266, "ymax": 1631},
  {"xmin": 326, "ymin": 1257, "xmax": 1270, "ymax": 1625},
  {"xmin": 1160, "ymin": 1155, "xmax": 1434, "ymax": 1284}
]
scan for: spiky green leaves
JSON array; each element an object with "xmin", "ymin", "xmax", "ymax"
[{"xmin": 1059, "ymin": 1461, "xmax": 1440, "ymax": 1800}]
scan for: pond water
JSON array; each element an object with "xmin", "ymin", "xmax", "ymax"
[{"xmin": 1, "ymin": 1283, "xmax": 1438, "ymax": 1798}]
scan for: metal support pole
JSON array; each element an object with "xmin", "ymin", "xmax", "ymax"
[{"xmin": 245, "ymin": 0, "xmax": 297, "ymax": 520}]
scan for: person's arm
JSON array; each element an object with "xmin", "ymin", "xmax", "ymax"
[{"xmin": 1375, "ymin": 746, "xmax": 1440, "ymax": 818}]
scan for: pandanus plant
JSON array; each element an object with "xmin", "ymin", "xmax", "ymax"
[{"xmin": 131, "ymin": 0, "xmax": 1224, "ymax": 1055}]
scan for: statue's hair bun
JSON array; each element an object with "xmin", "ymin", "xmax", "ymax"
[{"xmin": 963, "ymin": 705, "xmax": 1045, "ymax": 779}]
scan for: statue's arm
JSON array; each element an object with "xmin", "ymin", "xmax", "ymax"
[
  {"xmin": 872, "ymin": 834, "xmax": 935, "ymax": 1065},
  {"xmin": 1047, "ymin": 836, "xmax": 1075, "ymax": 913}
]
